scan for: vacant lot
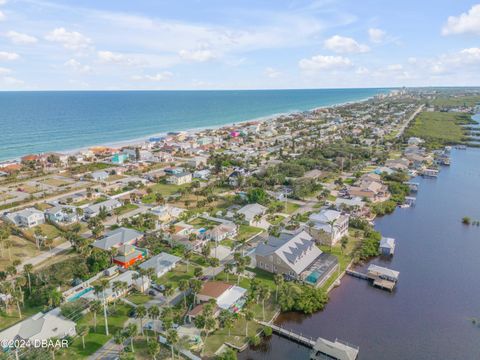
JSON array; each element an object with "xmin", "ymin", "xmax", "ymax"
[
  {"xmin": 405, "ymin": 111, "xmax": 474, "ymax": 149},
  {"xmin": 0, "ymin": 235, "xmax": 41, "ymax": 271}
]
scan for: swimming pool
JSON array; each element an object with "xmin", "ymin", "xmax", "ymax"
[{"xmin": 67, "ymin": 287, "xmax": 93, "ymax": 302}]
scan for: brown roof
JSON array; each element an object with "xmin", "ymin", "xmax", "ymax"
[
  {"xmin": 187, "ymin": 304, "xmax": 205, "ymax": 317},
  {"xmin": 199, "ymin": 281, "xmax": 231, "ymax": 299}
]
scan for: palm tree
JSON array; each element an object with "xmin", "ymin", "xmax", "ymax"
[
  {"xmin": 184, "ymin": 250, "xmax": 192, "ymax": 272},
  {"xmin": 340, "ymin": 235, "xmax": 349, "ymax": 254},
  {"xmin": 178, "ymin": 279, "xmax": 189, "ymax": 308},
  {"xmin": 90, "ymin": 300, "xmax": 102, "ymax": 332},
  {"xmin": 148, "ymin": 305, "xmax": 160, "ymax": 321},
  {"xmin": 166, "ymin": 328, "xmax": 179, "ymax": 360},
  {"xmin": 201, "ymin": 316, "xmax": 216, "ymax": 356},
  {"xmin": 77, "ymin": 324, "xmax": 89, "ymax": 349},
  {"xmin": 327, "ymin": 218, "xmax": 337, "ymax": 250},
  {"xmin": 4, "ymin": 240, "xmax": 12, "ymax": 261},
  {"xmin": 147, "ymin": 340, "xmax": 160, "ymax": 360},
  {"xmin": 224, "ymin": 263, "xmax": 234, "ymax": 282},
  {"xmin": 244, "ymin": 309, "xmax": 254, "ymax": 336},
  {"xmin": 189, "ymin": 279, "xmax": 202, "ymax": 304},
  {"xmin": 259, "ymin": 286, "xmax": 271, "ymax": 321},
  {"xmin": 273, "ymin": 274, "xmax": 284, "ymax": 302},
  {"xmin": 136, "ymin": 305, "xmax": 147, "ymax": 336},
  {"xmin": 160, "ymin": 306, "xmax": 173, "ymax": 331},
  {"xmin": 125, "ymin": 323, "xmax": 137, "ymax": 353},
  {"xmin": 94, "ymin": 279, "xmax": 110, "ymax": 336}
]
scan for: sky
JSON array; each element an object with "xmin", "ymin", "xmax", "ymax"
[{"xmin": 1, "ymin": 0, "xmax": 480, "ymax": 90}]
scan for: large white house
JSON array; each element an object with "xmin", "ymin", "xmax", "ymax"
[
  {"xmin": 4, "ymin": 208, "xmax": 44, "ymax": 228},
  {"xmin": 308, "ymin": 209, "xmax": 349, "ymax": 246}
]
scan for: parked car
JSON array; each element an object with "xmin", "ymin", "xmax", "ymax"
[{"xmin": 151, "ymin": 283, "xmax": 165, "ymax": 292}]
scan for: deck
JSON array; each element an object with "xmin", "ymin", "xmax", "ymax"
[
  {"xmin": 257, "ymin": 321, "xmax": 316, "ymax": 347},
  {"xmin": 346, "ymin": 268, "xmax": 398, "ymax": 291}
]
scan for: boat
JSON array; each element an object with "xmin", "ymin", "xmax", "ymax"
[{"xmin": 455, "ymin": 145, "xmax": 467, "ymax": 150}]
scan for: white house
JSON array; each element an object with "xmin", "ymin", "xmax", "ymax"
[
  {"xmin": 237, "ymin": 203, "xmax": 267, "ymax": 225},
  {"xmin": 45, "ymin": 205, "xmax": 79, "ymax": 224},
  {"xmin": 167, "ymin": 172, "xmax": 192, "ymax": 185},
  {"xmin": 0, "ymin": 308, "xmax": 76, "ymax": 349},
  {"xmin": 149, "ymin": 205, "xmax": 185, "ymax": 222},
  {"xmin": 91, "ymin": 170, "xmax": 109, "ymax": 182},
  {"xmin": 205, "ymin": 223, "xmax": 237, "ymax": 242},
  {"xmin": 83, "ymin": 199, "xmax": 122, "ymax": 218},
  {"xmin": 139, "ymin": 252, "xmax": 181, "ymax": 278},
  {"xmin": 4, "ymin": 208, "xmax": 44, "ymax": 228},
  {"xmin": 379, "ymin": 237, "xmax": 396, "ymax": 256},
  {"xmin": 193, "ymin": 169, "xmax": 211, "ymax": 180},
  {"xmin": 308, "ymin": 209, "xmax": 349, "ymax": 246}
]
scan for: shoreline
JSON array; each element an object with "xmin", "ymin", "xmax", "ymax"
[{"xmin": 2, "ymin": 93, "xmax": 383, "ymax": 164}]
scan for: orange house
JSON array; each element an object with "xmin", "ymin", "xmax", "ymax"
[{"xmin": 113, "ymin": 244, "xmax": 146, "ymax": 269}]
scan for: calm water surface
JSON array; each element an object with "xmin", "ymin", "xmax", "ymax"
[{"xmin": 240, "ymin": 148, "xmax": 480, "ymax": 360}]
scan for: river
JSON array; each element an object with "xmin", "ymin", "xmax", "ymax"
[{"xmin": 239, "ymin": 147, "xmax": 480, "ymax": 360}]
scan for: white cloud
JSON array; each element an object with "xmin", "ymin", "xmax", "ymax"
[
  {"xmin": 45, "ymin": 28, "xmax": 92, "ymax": 50},
  {"xmin": 179, "ymin": 49, "xmax": 216, "ymax": 62},
  {"xmin": 0, "ymin": 10, "xmax": 5, "ymax": 21},
  {"xmin": 442, "ymin": 4, "xmax": 480, "ymax": 35},
  {"xmin": 2, "ymin": 76, "xmax": 23, "ymax": 85},
  {"xmin": 0, "ymin": 67, "xmax": 11, "ymax": 75},
  {"xmin": 97, "ymin": 50, "xmax": 143, "ymax": 66},
  {"xmin": 265, "ymin": 67, "xmax": 281, "ymax": 78},
  {"xmin": 355, "ymin": 66, "xmax": 369, "ymax": 75},
  {"xmin": 64, "ymin": 59, "xmax": 91, "ymax": 73},
  {"xmin": 387, "ymin": 64, "xmax": 403, "ymax": 71},
  {"xmin": 0, "ymin": 51, "xmax": 19, "ymax": 61},
  {"xmin": 131, "ymin": 72, "xmax": 173, "ymax": 82},
  {"xmin": 5, "ymin": 31, "xmax": 38, "ymax": 44},
  {"xmin": 0, "ymin": 0, "xmax": 7, "ymax": 5},
  {"xmin": 299, "ymin": 54, "xmax": 352, "ymax": 72},
  {"xmin": 368, "ymin": 28, "xmax": 386, "ymax": 43},
  {"xmin": 324, "ymin": 35, "xmax": 369, "ymax": 54}
]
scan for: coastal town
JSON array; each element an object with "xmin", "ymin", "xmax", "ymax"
[{"xmin": 0, "ymin": 88, "xmax": 479, "ymax": 360}]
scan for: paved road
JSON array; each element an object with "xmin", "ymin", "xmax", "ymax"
[
  {"xmin": 395, "ymin": 104, "xmax": 425, "ymax": 139},
  {"xmin": 15, "ymin": 241, "xmax": 72, "ymax": 273},
  {"xmin": 88, "ymin": 338, "xmax": 123, "ymax": 360}
]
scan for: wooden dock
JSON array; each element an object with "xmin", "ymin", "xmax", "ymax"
[
  {"xmin": 258, "ymin": 321, "xmax": 316, "ymax": 347},
  {"xmin": 346, "ymin": 268, "xmax": 398, "ymax": 292}
]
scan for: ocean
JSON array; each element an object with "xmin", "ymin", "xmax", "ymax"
[{"xmin": 0, "ymin": 88, "xmax": 388, "ymax": 161}]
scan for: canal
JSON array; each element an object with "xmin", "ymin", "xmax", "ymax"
[{"xmin": 239, "ymin": 148, "xmax": 480, "ymax": 360}]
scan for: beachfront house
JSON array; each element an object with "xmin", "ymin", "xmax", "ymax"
[
  {"xmin": 4, "ymin": 208, "xmax": 45, "ymax": 228},
  {"xmin": 308, "ymin": 209, "xmax": 349, "ymax": 246}
]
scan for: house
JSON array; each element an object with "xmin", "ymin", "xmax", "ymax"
[
  {"xmin": 193, "ymin": 169, "xmax": 211, "ymax": 180},
  {"xmin": 4, "ymin": 208, "xmax": 44, "ymax": 228},
  {"xmin": 83, "ymin": 199, "xmax": 122, "ymax": 218},
  {"xmin": 379, "ymin": 237, "xmax": 396, "ymax": 256},
  {"xmin": 167, "ymin": 172, "xmax": 192, "ymax": 185},
  {"xmin": 0, "ymin": 308, "xmax": 76, "ymax": 349},
  {"xmin": 91, "ymin": 170, "xmax": 109, "ymax": 182},
  {"xmin": 347, "ymin": 173, "xmax": 390, "ymax": 203},
  {"xmin": 45, "ymin": 205, "xmax": 79, "ymax": 224},
  {"xmin": 228, "ymin": 169, "xmax": 247, "ymax": 187},
  {"xmin": 187, "ymin": 156, "xmax": 208, "ymax": 168},
  {"xmin": 139, "ymin": 252, "xmax": 181, "ymax": 278},
  {"xmin": 255, "ymin": 231, "xmax": 322, "ymax": 279},
  {"xmin": 113, "ymin": 244, "xmax": 146, "ymax": 268},
  {"xmin": 308, "ymin": 209, "xmax": 349, "ymax": 246},
  {"xmin": 92, "ymin": 227, "xmax": 143, "ymax": 251},
  {"xmin": 112, "ymin": 153, "xmax": 128, "ymax": 164},
  {"xmin": 149, "ymin": 205, "xmax": 185, "ymax": 223},
  {"xmin": 334, "ymin": 197, "xmax": 365, "ymax": 212},
  {"xmin": 188, "ymin": 281, "xmax": 247, "ymax": 321},
  {"xmin": 237, "ymin": 203, "xmax": 267, "ymax": 225},
  {"xmin": 205, "ymin": 223, "xmax": 237, "ymax": 242}
]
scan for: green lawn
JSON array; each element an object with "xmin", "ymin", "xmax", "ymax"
[
  {"xmin": 189, "ymin": 217, "xmax": 220, "ymax": 229},
  {"xmin": 58, "ymin": 303, "xmax": 133, "ymax": 358},
  {"xmin": 405, "ymin": 111, "xmax": 474, "ymax": 149},
  {"xmin": 220, "ymin": 238, "xmax": 235, "ymax": 249},
  {"xmin": 432, "ymin": 95, "xmax": 480, "ymax": 107},
  {"xmin": 125, "ymin": 292, "xmax": 152, "ymax": 306},
  {"xmin": 156, "ymin": 263, "xmax": 196, "ymax": 289},
  {"xmin": 267, "ymin": 214, "xmax": 285, "ymax": 225},
  {"xmin": 114, "ymin": 203, "xmax": 139, "ymax": 215},
  {"xmin": 237, "ymin": 225, "xmax": 263, "ymax": 242},
  {"xmin": 284, "ymin": 202, "xmax": 300, "ymax": 214},
  {"xmin": 24, "ymin": 223, "xmax": 62, "ymax": 241}
]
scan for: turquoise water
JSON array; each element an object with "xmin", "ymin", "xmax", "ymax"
[
  {"xmin": 67, "ymin": 287, "xmax": 93, "ymax": 302},
  {"xmin": 0, "ymin": 88, "xmax": 388, "ymax": 161}
]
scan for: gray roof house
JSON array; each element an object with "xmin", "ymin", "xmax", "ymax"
[
  {"xmin": 92, "ymin": 227, "xmax": 143, "ymax": 251},
  {"xmin": 308, "ymin": 209, "xmax": 349, "ymax": 246},
  {"xmin": 255, "ymin": 230, "xmax": 322, "ymax": 278},
  {"xmin": 237, "ymin": 203, "xmax": 267, "ymax": 224},
  {"xmin": 4, "ymin": 207, "xmax": 45, "ymax": 228},
  {"xmin": 310, "ymin": 337, "xmax": 359, "ymax": 360},
  {"xmin": 91, "ymin": 170, "xmax": 109, "ymax": 181},
  {"xmin": 139, "ymin": 252, "xmax": 181, "ymax": 278},
  {"xmin": 84, "ymin": 198, "xmax": 122, "ymax": 218},
  {"xmin": 0, "ymin": 308, "xmax": 76, "ymax": 348},
  {"xmin": 45, "ymin": 205, "xmax": 79, "ymax": 224},
  {"xmin": 379, "ymin": 237, "xmax": 396, "ymax": 256}
]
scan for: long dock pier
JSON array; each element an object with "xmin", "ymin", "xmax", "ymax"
[{"xmin": 257, "ymin": 321, "xmax": 316, "ymax": 347}]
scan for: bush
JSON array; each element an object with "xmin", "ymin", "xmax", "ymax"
[
  {"xmin": 248, "ymin": 335, "xmax": 261, "ymax": 346},
  {"xmin": 263, "ymin": 326, "xmax": 273, "ymax": 337},
  {"xmin": 462, "ymin": 216, "xmax": 471, "ymax": 225}
]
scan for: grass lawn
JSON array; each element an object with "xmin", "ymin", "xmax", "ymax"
[
  {"xmin": 93, "ymin": 196, "xmax": 109, "ymax": 204},
  {"xmin": 284, "ymin": 202, "xmax": 300, "ymax": 214},
  {"xmin": 151, "ymin": 183, "xmax": 190, "ymax": 196},
  {"xmin": 130, "ymin": 338, "xmax": 175, "ymax": 360},
  {"xmin": 73, "ymin": 199, "xmax": 91, "ymax": 206},
  {"xmin": 405, "ymin": 111, "xmax": 474, "ymax": 149},
  {"xmin": 267, "ymin": 214, "xmax": 285, "ymax": 225},
  {"xmin": 42, "ymin": 177, "xmax": 71, "ymax": 187},
  {"xmin": 34, "ymin": 202, "xmax": 53, "ymax": 211},
  {"xmin": 58, "ymin": 303, "xmax": 133, "ymax": 359},
  {"xmin": 203, "ymin": 297, "xmax": 277, "ymax": 356},
  {"xmin": 189, "ymin": 217, "xmax": 220, "ymax": 229},
  {"xmin": 24, "ymin": 223, "xmax": 62, "ymax": 241},
  {"xmin": 114, "ymin": 203, "xmax": 139, "ymax": 215},
  {"xmin": 0, "ymin": 235, "xmax": 41, "ymax": 271},
  {"xmin": 106, "ymin": 174, "xmax": 126, "ymax": 182},
  {"xmin": 125, "ymin": 292, "xmax": 152, "ymax": 306},
  {"xmin": 237, "ymin": 225, "xmax": 263, "ymax": 242},
  {"xmin": 220, "ymin": 238, "xmax": 235, "ymax": 249},
  {"xmin": 156, "ymin": 263, "xmax": 196, "ymax": 289},
  {"xmin": 0, "ymin": 304, "xmax": 44, "ymax": 331}
]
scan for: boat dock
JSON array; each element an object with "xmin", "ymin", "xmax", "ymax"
[
  {"xmin": 257, "ymin": 321, "xmax": 359, "ymax": 360},
  {"xmin": 346, "ymin": 264, "xmax": 400, "ymax": 291}
]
